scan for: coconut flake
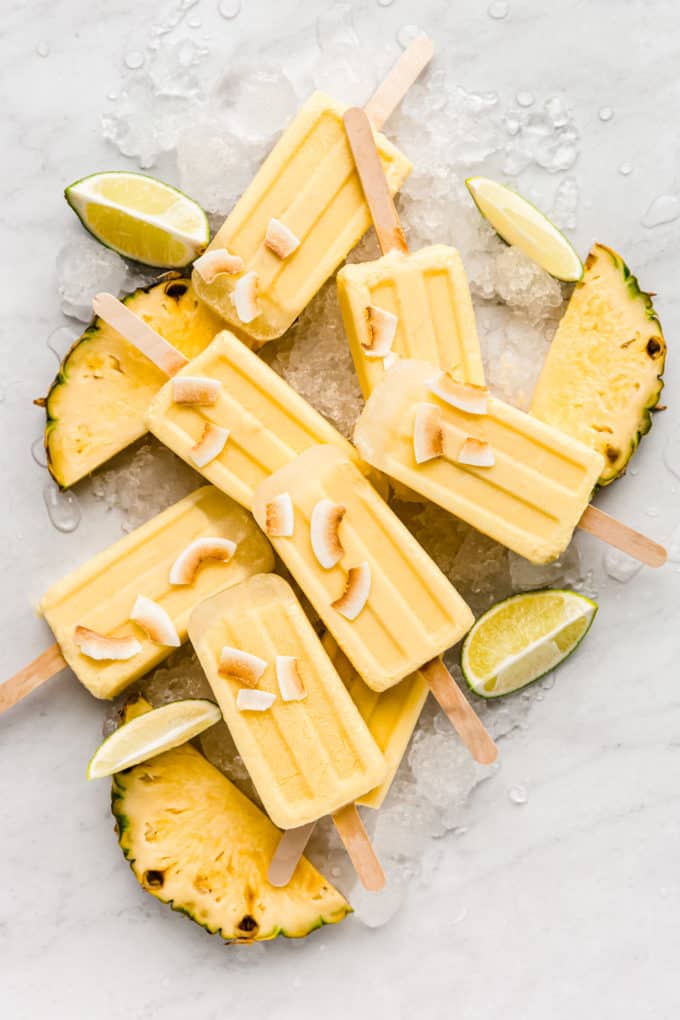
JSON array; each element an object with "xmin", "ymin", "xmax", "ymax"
[
  {"xmin": 276, "ymin": 656, "xmax": 307, "ymax": 701},
  {"xmin": 169, "ymin": 537, "xmax": 237, "ymax": 586},
  {"xmin": 428, "ymin": 373, "xmax": 489, "ymax": 415},
  {"xmin": 265, "ymin": 493, "xmax": 294, "ymax": 538},
  {"xmin": 219, "ymin": 646, "xmax": 268, "ymax": 687},
  {"xmin": 413, "ymin": 403, "xmax": 444, "ymax": 464},
  {"xmin": 190, "ymin": 423, "xmax": 229, "ymax": 468},
  {"xmin": 74, "ymin": 626, "xmax": 142, "ymax": 662},
  {"xmin": 332, "ymin": 563, "xmax": 371, "ymax": 621},
  {"xmin": 457, "ymin": 437, "xmax": 495, "ymax": 468},
  {"xmin": 264, "ymin": 218, "xmax": 300, "ymax": 259},
  {"xmin": 236, "ymin": 689, "xmax": 276, "ymax": 712},
  {"xmin": 130, "ymin": 595, "xmax": 180, "ymax": 647},
  {"xmin": 310, "ymin": 498, "xmax": 346, "ymax": 569},
  {"xmin": 232, "ymin": 271, "xmax": 260, "ymax": 323},
  {"xmin": 172, "ymin": 376, "xmax": 221, "ymax": 406},
  {"xmin": 363, "ymin": 305, "xmax": 398, "ymax": 358},
  {"xmin": 194, "ymin": 248, "xmax": 244, "ymax": 283}
]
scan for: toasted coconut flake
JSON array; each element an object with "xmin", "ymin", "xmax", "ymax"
[
  {"xmin": 193, "ymin": 248, "xmax": 244, "ymax": 283},
  {"xmin": 219, "ymin": 646, "xmax": 267, "ymax": 687},
  {"xmin": 232, "ymin": 271, "xmax": 260, "ymax": 323},
  {"xmin": 74, "ymin": 626, "xmax": 142, "ymax": 662},
  {"xmin": 265, "ymin": 493, "xmax": 294, "ymax": 538},
  {"xmin": 310, "ymin": 498, "xmax": 346, "ymax": 569},
  {"xmin": 413, "ymin": 403, "xmax": 444, "ymax": 464},
  {"xmin": 236, "ymin": 688, "xmax": 276, "ymax": 712},
  {"xmin": 190, "ymin": 423, "xmax": 229, "ymax": 468},
  {"xmin": 331, "ymin": 563, "xmax": 371, "ymax": 621},
  {"xmin": 169, "ymin": 537, "xmax": 237, "ymax": 586},
  {"xmin": 428, "ymin": 372, "xmax": 490, "ymax": 415},
  {"xmin": 276, "ymin": 656, "xmax": 307, "ymax": 702},
  {"xmin": 363, "ymin": 305, "xmax": 398, "ymax": 358},
  {"xmin": 457, "ymin": 437, "xmax": 495, "ymax": 468},
  {"xmin": 264, "ymin": 218, "xmax": 300, "ymax": 259},
  {"xmin": 172, "ymin": 376, "xmax": 221, "ymax": 406},
  {"xmin": 130, "ymin": 595, "xmax": 180, "ymax": 647}
]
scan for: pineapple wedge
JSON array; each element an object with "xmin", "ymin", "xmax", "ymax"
[
  {"xmin": 531, "ymin": 243, "xmax": 666, "ymax": 484},
  {"xmin": 41, "ymin": 276, "xmax": 223, "ymax": 488},
  {"xmin": 112, "ymin": 697, "xmax": 350, "ymax": 942}
]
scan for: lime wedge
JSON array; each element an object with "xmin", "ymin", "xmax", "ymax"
[
  {"xmin": 65, "ymin": 171, "xmax": 209, "ymax": 269},
  {"xmin": 461, "ymin": 589, "xmax": 597, "ymax": 698},
  {"xmin": 465, "ymin": 176, "xmax": 584, "ymax": 282},
  {"xmin": 87, "ymin": 699, "xmax": 221, "ymax": 779}
]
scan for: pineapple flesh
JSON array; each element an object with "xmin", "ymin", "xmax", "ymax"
[
  {"xmin": 531, "ymin": 243, "xmax": 666, "ymax": 484},
  {"xmin": 42, "ymin": 276, "xmax": 223, "ymax": 488},
  {"xmin": 112, "ymin": 697, "xmax": 350, "ymax": 943}
]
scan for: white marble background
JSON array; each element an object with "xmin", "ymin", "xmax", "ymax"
[{"xmin": 1, "ymin": 0, "xmax": 679, "ymax": 1017}]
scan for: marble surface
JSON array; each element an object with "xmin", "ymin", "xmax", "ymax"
[{"xmin": 2, "ymin": 0, "xmax": 679, "ymax": 1017}]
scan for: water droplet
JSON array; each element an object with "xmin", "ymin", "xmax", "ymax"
[
  {"xmin": 187, "ymin": 14, "xmax": 201, "ymax": 27},
  {"xmin": 218, "ymin": 0, "xmax": 241, "ymax": 18},
  {"xmin": 488, "ymin": 0, "xmax": 509, "ymax": 19},
  {"xmin": 451, "ymin": 906, "xmax": 468, "ymax": 924},
  {"xmin": 508, "ymin": 784, "xmax": 528, "ymax": 804},
  {"xmin": 598, "ymin": 106, "xmax": 614, "ymax": 122},
  {"xmin": 107, "ymin": 90, "xmax": 119, "ymax": 101},
  {"xmin": 642, "ymin": 194, "xmax": 680, "ymax": 228},
  {"xmin": 123, "ymin": 50, "xmax": 145, "ymax": 70},
  {"xmin": 618, "ymin": 162, "xmax": 633, "ymax": 176},
  {"xmin": 646, "ymin": 506, "xmax": 659, "ymax": 518},
  {"xmin": 397, "ymin": 24, "xmax": 424, "ymax": 47},
  {"xmin": 541, "ymin": 673, "xmax": 556, "ymax": 691},
  {"xmin": 664, "ymin": 432, "xmax": 680, "ymax": 480},
  {"xmin": 516, "ymin": 91, "xmax": 534, "ymax": 107},
  {"xmin": 31, "ymin": 438, "xmax": 48, "ymax": 468},
  {"xmin": 377, "ymin": 0, "xmax": 394, "ymax": 6},
  {"xmin": 46, "ymin": 325, "xmax": 78, "ymax": 364},
  {"xmin": 43, "ymin": 481, "xmax": 81, "ymax": 533},
  {"xmin": 35, "ymin": 41, "xmax": 50, "ymax": 58}
]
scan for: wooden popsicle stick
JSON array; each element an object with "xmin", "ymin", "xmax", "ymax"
[
  {"xmin": 332, "ymin": 803, "xmax": 386, "ymax": 892},
  {"xmin": 344, "ymin": 107, "xmax": 409, "ymax": 256},
  {"xmin": 92, "ymin": 293, "xmax": 189, "ymax": 377},
  {"xmin": 578, "ymin": 504, "xmax": 667, "ymax": 567},
  {"xmin": 267, "ymin": 822, "xmax": 316, "ymax": 888},
  {"xmin": 364, "ymin": 35, "xmax": 434, "ymax": 130},
  {"xmin": 422, "ymin": 657, "xmax": 498, "ymax": 765},
  {"xmin": 0, "ymin": 644, "xmax": 67, "ymax": 714}
]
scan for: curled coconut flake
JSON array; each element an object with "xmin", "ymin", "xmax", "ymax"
[
  {"xmin": 190, "ymin": 423, "xmax": 230, "ymax": 468},
  {"xmin": 130, "ymin": 595, "xmax": 180, "ymax": 648},
  {"xmin": 194, "ymin": 248, "xmax": 244, "ymax": 283},
  {"xmin": 265, "ymin": 218, "xmax": 300, "ymax": 259},
  {"xmin": 219, "ymin": 646, "xmax": 267, "ymax": 687},
  {"xmin": 276, "ymin": 656, "xmax": 307, "ymax": 702},
  {"xmin": 310, "ymin": 498, "xmax": 346, "ymax": 569},
  {"xmin": 363, "ymin": 305, "xmax": 398, "ymax": 358},
  {"xmin": 265, "ymin": 493, "xmax": 294, "ymax": 538},
  {"xmin": 74, "ymin": 625, "xmax": 142, "ymax": 662},
  {"xmin": 413, "ymin": 403, "xmax": 444, "ymax": 464},
  {"xmin": 457, "ymin": 437, "xmax": 495, "ymax": 468},
  {"xmin": 169, "ymin": 537, "xmax": 237, "ymax": 586},
  {"xmin": 237, "ymin": 688, "xmax": 276, "ymax": 712},
  {"xmin": 232, "ymin": 271, "xmax": 260, "ymax": 323},
  {"xmin": 331, "ymin": 563, "xmax": 371, "ymax": 621},
  {"xmin": 172, "ymin": 376, "xmax": 221, "ymax": 406},
  {"xmin": 428, "ymin": 373, "xmax": 490, "ymax": 415}
]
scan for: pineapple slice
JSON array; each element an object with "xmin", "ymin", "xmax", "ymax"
[
  {"xmin": 112, "ymin": 697, "xmax": 350, "ymax": 942},
  {"xmin": 531, "ymin": 243, "xmax": 666, "ymax": 485},
  {"xmin": 40, "ymin": 276, "xmax": 223, "ymax": 488}
]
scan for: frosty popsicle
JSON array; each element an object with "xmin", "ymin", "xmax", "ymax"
[
  {"xmin": 191, "ymin": 38, "xmax": 434, "ymax": 346},
  {"xmin": 1, "ymin": 487, "xmax": 274, "ymax": 710},
  {"xmin": 354, "ymin": 358, "xmax": 667, "ymax": 566},
  {"xmin": 337, "ymin": 107, "xmax": 485, "ymax": 397}
]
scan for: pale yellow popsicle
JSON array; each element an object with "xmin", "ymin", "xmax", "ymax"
[
  {"xmin": 188, "ymin": 574, "xmax": 386, "ymax": 830},
  {"xmin": 252, "ymin": 445, "xmax": 474, "ymax": 693},
  {"xmin": 145, "ymin": 330, "xmax": 361, "ymax": 510},
  {"xmin": 354, "ymin": 359, "xmax": 605, "ymax": 564},
  {"xmin": 337, "ymin": 245, "xmax": 485, "ymax": 398},
  {"xmin": 40, "ymin": 487, "xmax": 274, "ymax": 699},
  {"xmin": 322, "ymin": 632, "xmax": 428, "ymax": 809}
]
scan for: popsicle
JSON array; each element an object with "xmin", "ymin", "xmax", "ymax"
[
  {"xmin": 337, "ymin": 107, "xmax": 485, "ymax": 397},
  {"xmin": 1, "ymin": 487, "xmax": 274, "ymax": 710},
  {"xmin": 252, "ymin": 444, "xmax": 475, "ymax": 692},
  {"xmin": 354, "ymin": 358, "xmax": 667, "ymax": 567},
  {"xmin": 191, "ymin": 37, "xmax": 435, "ymax": 346}
]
